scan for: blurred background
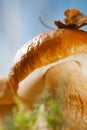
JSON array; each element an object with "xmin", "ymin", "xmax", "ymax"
[{"xmin": 0, "ymin": 0, "xmax": 87, "ymax": 75}]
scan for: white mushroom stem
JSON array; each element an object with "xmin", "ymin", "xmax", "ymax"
[{"xmin": 18, "ymin": 53, "xmax": 87, "ymax": 120}]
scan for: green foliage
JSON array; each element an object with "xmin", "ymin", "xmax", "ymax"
[
  {"xmin": 13, "ymin": 97, "xmax": 40, "ymax": 130},
  {"xmin": 0, "ymin": 86, "xmax": 66, "ymax": 130},
  {"xmin": 45, "ymin": 99, "xmax": 65, "ymax": 130},
  {"xmin": 0, "ymin": 96, "xmax": 65, "ymax": 130}
]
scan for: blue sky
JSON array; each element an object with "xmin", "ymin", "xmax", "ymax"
[{"xmin": 0, "ymin": 0, "xmax": 87, "ymax": 75}]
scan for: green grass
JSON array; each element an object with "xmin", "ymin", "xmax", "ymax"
[
  {"xmin": 0, "ymin": 95, "xmax": 66, "ymax": 130},
  {"xmin": 12, "ymin": 96, "xmax": 65, "ymax": 130}
]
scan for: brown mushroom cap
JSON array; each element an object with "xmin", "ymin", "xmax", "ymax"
[
  {"xmin": 9, "ymin": 28, "xmax": 87, "ymax": 91},
  {"xmin": 0, "ymin": 75, "xmax": 15, "ymax": 105}
]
